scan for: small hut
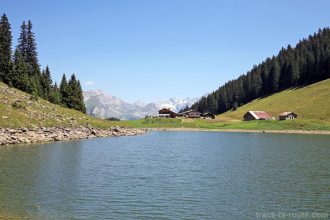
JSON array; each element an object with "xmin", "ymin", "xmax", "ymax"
[
  {"xmin": 180, "ymin": 110, "xmax": 193, "ymax": 117},
  {"xmin": 203, "ymin": 112, "xmax": 215, "ymax": 119},
  {"xmin": 180, "ymin": 109, "xmax": 202, "ymax": 118},
  {"xmin": 279, "ymin": 112, "xmax": 297, "ymax": 120},
  {"xmin": 243, "ymin": 111, "xmax": 272, "ymax": 121},
  {"xmin": 186, "ymin": 110, "xmax": 202, "ymax": 118}
]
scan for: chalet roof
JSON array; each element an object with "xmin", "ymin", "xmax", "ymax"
[
  {"xmin": 187, "ymin": 110, "xmax": 201, "ymax": 114},
  {"xmin": 279, "ymin": 112, "xmax": 297, "ymax": 116},
  {"xmin": 181, "ymin": 109, "xmax": 195, "ymax": 114},
  {"xmin": 159, "ymin": 108, "xmax": 177, "ymax": 114},
  {"xmin": 203, "ymin": 112, "xmax": 214, "ymax": 116},
  {"xmin": 247, "ymin": 111, "xmax": 272, "ymax": 119}
]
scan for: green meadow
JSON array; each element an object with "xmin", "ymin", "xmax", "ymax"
[{"xmin": 1, "ymin": 79, "xmax": 330, "ymax": 131}]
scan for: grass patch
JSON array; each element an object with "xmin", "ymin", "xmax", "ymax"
[
  {"xmin": 1, "ymin": 79, "xmax": 329, "ymax": 131},
  {"xmin": 114, "ymin": 118, "xmax": 330, "ymax": 131},
  {"xmin": 220, "ymin": 79, "xmax": 330, "ymax": 123}
]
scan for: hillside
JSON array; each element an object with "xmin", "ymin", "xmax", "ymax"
[
  {"xmin": 1, "ymin": 79, "xmax": 330, "ymax": 132},
  {"xmin": 118, "ymin": 80, "xmax": 330, "ymax": 132},
  {"xmin": 192, "ymin": 28, "xmax": 330, "ymax": 115},
  {"xmin": 220, "ymin": 79, "xmax": 330, "ymax": 123},
  {"xmin": 0, "ymin": 82, "xmax": 113, "ymax": 129}
]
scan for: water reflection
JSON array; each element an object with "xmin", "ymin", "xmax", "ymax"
[{"xmin": 0, "ymin": 132, "xmax": 329, "ymax": 219}]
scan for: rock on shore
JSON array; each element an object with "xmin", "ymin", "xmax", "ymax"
[{"xmin": 0, "ymin": 126, "xmax": 146, "ymax": 146}]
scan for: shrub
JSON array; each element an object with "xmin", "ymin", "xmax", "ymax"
[
  {"xmin": 106, "ymin": 117, "xmax": 120, "ymax": 121},
  {"xmin": 11, "ymin": 102, "xmax": 26, "ymax": 110},
  {"xmin": 29, "ymin": 93, "xmax": 38, "ymax": 101}
]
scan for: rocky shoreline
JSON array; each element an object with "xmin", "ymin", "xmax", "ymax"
[{"xmin": 0, "ymin": 126, "xmax": 147, "ymax": 146}]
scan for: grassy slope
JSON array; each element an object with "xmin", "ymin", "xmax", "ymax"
[
  {"xmin": 123, "ymin": 79, "xmax": 330, "ymax": 131},
  {"xmin": 1, "ymin": 79, "xmax": 330, "ymax": 131},
  {"xmin": 0, "ymin": 82, "xmax": 117, "ymax": 129},
  {"xmin": 215, "ymin": 78, "xmax": 330, "ymax": 130},
  {"xmin": 221, "ymin": 79, "xmax": 330, "ymax": 122}
]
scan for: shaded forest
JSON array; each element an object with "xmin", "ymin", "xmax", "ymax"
[
  {"xmin": 191, "ymin": 28, "xmax": 330, "ymax": 114},
  {"xmin": 0, "ymin": 14, "xmax": 86, "ymax": 113}
]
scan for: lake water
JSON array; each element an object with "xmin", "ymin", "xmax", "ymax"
[{"xmin": 0, "ymin": 131, "xmax": 329, "ymax": 219}]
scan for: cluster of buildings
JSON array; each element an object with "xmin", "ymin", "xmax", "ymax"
[
  {"xmin": 155, "ymin": 108, "xmax": 215, "ymax": 119},
  {"xmin": 243, "ymin": 111, "xmax": 298, "ymax": 121},
  {"xmin": 147, "ymin": 109, "xmax": 297, "ymax": 121}
]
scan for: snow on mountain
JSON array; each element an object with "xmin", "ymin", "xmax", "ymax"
[
  {"xmin": 158, "ymin": 97, "xmax": 199, "ymax": 112},
  {"xmin": 84, "ymin": 90, "xmax": 198, "ymax": 120}
]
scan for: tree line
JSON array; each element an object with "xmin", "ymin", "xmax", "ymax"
[
  {"xmin": 0, "ymin": 14, "xmax": 86, "ymax": 113},
  {"xmin": 191, "ymin": 28, "xmax": 330, "ymax": 114}
]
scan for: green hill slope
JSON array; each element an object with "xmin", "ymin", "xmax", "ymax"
[
  {"xmin": 220, "ymin": 79, "xmax": 330, "ymax": 122},
  {"xmin": 1, "ymin": 79, "xmax": 329, "ymax": 132},
  {"xmin": 0, "ymin": 82, "xmax": 113, "ymax": 129},
  {"xmin": 122, "ymin": 79, "xmax": 330, "ymax": 131}
]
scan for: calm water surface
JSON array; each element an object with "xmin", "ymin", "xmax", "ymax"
[{"xmin": 0, "ymin": 131, "xmax": 329, "ymax": 219}]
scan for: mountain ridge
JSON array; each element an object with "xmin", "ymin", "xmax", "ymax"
[{"xmin": 84, "ymin": 90, "xmax": 199, "ymax": 120}]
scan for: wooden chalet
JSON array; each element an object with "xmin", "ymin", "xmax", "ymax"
[
  {"xmin": 279, "ymin": 112, "xmax": 297, "ymax": 120},
  {"xmin": 203, "ymin": 112, "xmax": 215, "ymax": 119},
  {"xmin": 186, "ymin": 110, "xmax": 202, "ymax": 118},
  {"xmin": 158, "ymin": 108, "xmax": 178, "ymax": 118},
  {"xmin": 243, "ymin": 111, "xmax": 272, "ymax": 121},
  {"xmin": 180, "ymin": 110, "xmax": 193, "ymax": 117}
]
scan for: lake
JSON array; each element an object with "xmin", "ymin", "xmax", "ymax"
[{"xmin": 0, "ymin": 131, "xmax": 329, "ymax": 219}]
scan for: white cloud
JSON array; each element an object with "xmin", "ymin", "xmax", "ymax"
[{"xmin": 84, "ymin": 81, "xmax": 95, "ymax": 86}]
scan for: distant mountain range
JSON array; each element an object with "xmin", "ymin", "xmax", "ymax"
[{"xmin": 84, "ymin": 90, "xmax": 199, "ymax": 120}]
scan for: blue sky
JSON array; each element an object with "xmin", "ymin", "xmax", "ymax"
[{"xmin": 2, "ymin": 0, "xmax": 330, "ymax": 103}]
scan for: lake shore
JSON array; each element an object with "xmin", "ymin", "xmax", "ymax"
[
  {"xmin": 1, "ymin": 125, "xmax": 328, "ymax": 147},
  {"xmin": 149, "ymin": 127, "xmax": 330, "ymax": 135},
  {"xmin": 0, "ymin": 126, "xmax": 147, "ymax": 146}
]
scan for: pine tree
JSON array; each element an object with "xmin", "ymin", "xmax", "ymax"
[
  {"xmin": 207, "ymin": 94, "xmax": 216, "ymax": 114},
  {"xmin": 17, "ymin": 21, "xmax": 28, "ymax": 61},
  {"xmin": 232, "ymin": 102, "xmax": 238, "ymax": 111},
  {"xmin": 252, "ymin": 67, "xmax": 262, "ymax": 97},
  {"xmin": 0, "ymin": 14, "xmax": 13, "ymax": 84},
  {"xmin": 60, "ymin": 74, "xmax": 68, "ymax": 106},
  {"xmin": 261, "ymin": 61, "xmax": 270, "ymax": 94},
  {"xmin": 40, "ymin": 66, "xmax": 52, "ymax": 100},
  {"xmin": 49, "ymin": 82, "xmax": 61, "ymax": 104},
  {"xmin": 270, "ymin": 59, "xmax": 281, "ymax": 92},
  {"xmin": 287, "ymin": 60, "xmax": 299, "ymax": 86},
  {"xmin": 76, "ymin": 80, "xmax": 86, "ymax": 113},
  {"xmin": 16, "ymin": 20, "xmax": 42, "ymax": 96},
  {"xmin": 306, "ymin": 51, "xmax": 316, "ymax": 83},
  {"xmin": 12, "ymin": 49, "xmax": 32, "ymax": 92},
  {"xmin": 67, "ymin": 74, "xmax": 86, "ymax": 113},
  {"xmin": 26, "ymin": 20, "xmax": 40, "ymax": 76}
]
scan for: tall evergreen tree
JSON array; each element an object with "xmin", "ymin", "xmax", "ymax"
[
  {"xmin": 287, "ymin": 60, "xmax": 300, "ymax": 86},
  {"xmin": 40, "ymin": 66, "xmax": 52, "ymax": 100},
  {"xmin": 17, "ymin": 21, "xmax": 27, "ymax": 60},
  {"xmin": 76, "ymin": 80, "xmax": 86, "ymax": 113},
  {"xmin": 66, "ymin": 74, "xmax": 86, "ymax": 113},
  {"xmin": 60, "ymin": 74, "xmax": 68, "ymax": 106},
  {"xmin": 16, "ymin": 20, "xmax": 42, "ymax": 96},
  {"xmin": 270, "ymin": 59, "xmax": 281, "ymax": 92},
  {"xmin": 49, "ymin": 82, "xmax": 61, "ymax": 104},
  {"xmin": 0, "ymin": 14, "xmax": 13, "ymax": 84},
  {"xmin": 12, "ymin": 49, "xmax": 32, "ymax": 92},
  {"xmin": 261, "ymin": 60, "xmax": 270, "ymax": 94},
  {"xmin": 26, "ymin": 20, "xmax": 40, "ymax": 76}
]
